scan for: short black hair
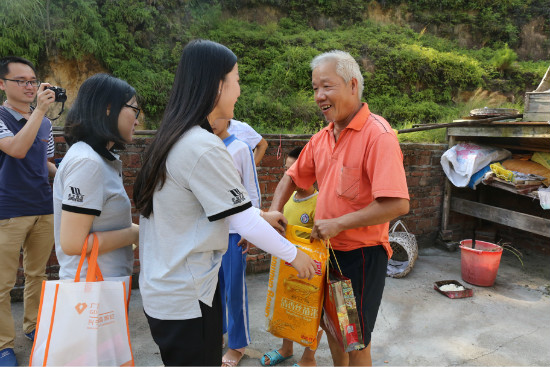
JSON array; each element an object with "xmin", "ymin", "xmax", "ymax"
[
  {"xmin": 64, "ymin": 73, "xmax": 136, "ymax": 150},
  {"xmin": 288, "ymin": 146, "xmax": 303, "ymax": 160},
  {"xmin": 0, "ymin": 56, "xmax": 37, "ymax": 79}
]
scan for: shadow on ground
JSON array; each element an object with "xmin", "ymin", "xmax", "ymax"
[{"xmin": 11, "ymin": 247, "xmax": 550, "ymax": 366}]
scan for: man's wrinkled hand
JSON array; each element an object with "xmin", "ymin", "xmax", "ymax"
[
  {"xmin": 310, "ymin": 218, "xmax": 343, "ymax": 241},
  {"xmin": 260, "ymin": 210, "xmax": 287, "ymax": 235}
]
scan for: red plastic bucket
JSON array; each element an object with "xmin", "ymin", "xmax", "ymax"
[{"xmin": 459, "ymin": 240, "xmax": 503, "ymax": 286}]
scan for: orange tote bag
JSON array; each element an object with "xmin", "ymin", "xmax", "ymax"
[{"xmin": 29, "ymin": 233, "xmax": 134, "ymax": 366}]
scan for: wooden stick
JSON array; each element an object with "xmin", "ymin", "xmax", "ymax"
[{"xmin": 398, "ymin": 114, "xmax": 523, "ymax": 134}]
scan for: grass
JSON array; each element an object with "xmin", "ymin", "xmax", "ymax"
[{"xmin": 396, "ymin": 91, "xmax": 526, "ymax": 143}]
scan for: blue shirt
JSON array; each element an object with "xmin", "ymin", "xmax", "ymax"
[{"xmin": 0, "ymin": 106, "xmax": 54, "ymax": 219}]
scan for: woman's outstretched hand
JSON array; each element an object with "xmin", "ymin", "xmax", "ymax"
[{"xmin": 290, "ymin": 249, "xmax": 317, "ymax": 280}]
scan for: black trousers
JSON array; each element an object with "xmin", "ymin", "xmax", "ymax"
[{"xmin": 145, "ymin": 286, "xmax": 222, "ymax": 366}]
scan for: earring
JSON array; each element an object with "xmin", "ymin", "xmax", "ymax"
[{"xmin": 218, "ymin": 90, "xmax": 221, "ymax": 94}]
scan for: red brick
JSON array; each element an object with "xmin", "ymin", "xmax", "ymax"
[
  {"xmin": 248, "ymin": 247, "xmax": 260, "ymax": 255},
  {"xmin": 247, "ymin": 255, "xmax": 258, "ymax": 262},
  {"xmin": 124, "ymin": 185, "xmax": 134, "ymax": 198},
  {"xmin": 125, "ymin": 145, "xmax": 146, "ymax": 153},
  {"xmin": 258, "ymin": 174, "xmax": 277, "ymax": 181},
  {"xmin": 406, "ymin": 177, "xmax": 420, "ymax": 186},
  {"xmin": 121, "ymin": 153, "xmax": 141, "ymax": 168},
  {"xmin": 261, "ymin": 154, "xmax": 284, "ymax": 168},
  {"xmin": 419, "ymin": 176, "xmax": 430, "ymax": 186},
  {"xmin": 417, "ymin": 155, "xmax": 431, "ymax": 165},
  {"xmin": 419, "ymin": 197, "xmax": 434, "ymax": 208}
]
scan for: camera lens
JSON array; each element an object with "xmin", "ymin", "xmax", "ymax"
[
  {"xmin": 47, "ymin": 86, "xmax": 67, "ymax": 103},
  {"xmin": 56, "ymin": 90, "xmax": 67, "ymax": 103}
]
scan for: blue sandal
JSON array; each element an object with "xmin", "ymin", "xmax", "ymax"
[{"xmin": 260, "ymin": 350, "xmax": 293, "ymax": 366}]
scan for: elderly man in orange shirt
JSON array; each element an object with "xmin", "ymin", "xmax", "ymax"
[{"xmin": 270, "ymin": 50, "xmax": 410, "ymax": 367}]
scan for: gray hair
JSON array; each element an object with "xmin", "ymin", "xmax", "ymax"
[{"xmin": 310, "ymin": 50, "xmax": 364, "ymax": 100}]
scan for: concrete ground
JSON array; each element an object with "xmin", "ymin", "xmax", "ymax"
[{"xmin": 11, "ymin": 247, "xmax": 550, "ymax": 366}]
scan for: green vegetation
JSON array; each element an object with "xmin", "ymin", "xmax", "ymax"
[
  {"xmin": 380, "ymin": 0, "xmax": 549, "ymax": 49},
  {"xmin": 1, "ymin": 1, "xmax": 548, "ymax": 141}
]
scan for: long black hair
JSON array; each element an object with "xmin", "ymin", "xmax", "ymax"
[
  {"xmin": 64, "ymin": 73, "xmax": 136, "ymax": 149},
  {"xmin": 134, "ymin": 39, "xmax": 237, "ymax": 218}
]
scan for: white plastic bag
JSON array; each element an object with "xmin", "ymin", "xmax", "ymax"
[
  {"xmin": 441, "ymin": 143, "xmax": 511, "ymax": 187},
  {"xmin": 30, "ymin": 234, "xmax": 134, "ymax": 366},
  {"xmin": 539, "ymin": 186, "xmax": 550, "ymax": 210}
]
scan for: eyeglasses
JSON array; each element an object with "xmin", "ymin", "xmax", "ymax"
[
  {"xmin": 2, "ymin": 78, "xmax": 41, "ymax": 87},
  {"xmin": 124, "ymin": 104, "xmax": 141, "ymax": 119}
]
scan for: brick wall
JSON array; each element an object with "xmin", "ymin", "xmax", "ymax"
[
  {"xmin": 399, "ymin": 143, "xmax": 447, "ymax": 245},
  {"xmin": 13, "ymin": 133, "xmax": 447, "ymax": 298}
]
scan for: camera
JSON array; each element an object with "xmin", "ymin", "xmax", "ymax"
[{"xmin": 46, "ymin": 86, "xmax": 67, "ymax": 103}]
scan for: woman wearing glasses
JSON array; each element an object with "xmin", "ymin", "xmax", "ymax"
[{"xmin": 53, "ymin": 73, "xmax": 140, "ymax": 281}]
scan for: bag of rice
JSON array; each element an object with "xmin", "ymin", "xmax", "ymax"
[{"xmin": 265, "ymin": 225, "xmax": 328, "ymax": 350}]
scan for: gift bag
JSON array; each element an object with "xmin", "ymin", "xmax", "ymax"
[
  {"xmin": 265, "ymin": 225, "xmax": 328, "ymax": 349},
  {"xmin": 322, "ymin": 244, "xmax": 365, "ymax": 353},
  {"xmin": 30, "ymin": 234, "xmax": 134, "ymax": 366}
]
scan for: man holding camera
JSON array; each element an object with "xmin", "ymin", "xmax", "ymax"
[{"xmin": 0, "ymin": 56, "xmax": 57, "ymax": 366}]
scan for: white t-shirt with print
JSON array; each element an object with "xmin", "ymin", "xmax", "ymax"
[
  {"xmin": 139, "ymin": 126, "xmax": 252, "ymax": 320},
  {"xmin": 224, "ymin": 135, "xmax": 261, "ymax": 235},
  {"xmin": 53, "ymin": 141, "xmax": 134, "ymax": 280}
]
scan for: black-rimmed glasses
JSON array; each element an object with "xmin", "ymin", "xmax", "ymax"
[
  {"xmin": 2, "ymin": 78, "xmax": 41, "ymax": 87},
  {"xmin": 124, "ymin": 104, "xmax": 141, "ymax": 119}
]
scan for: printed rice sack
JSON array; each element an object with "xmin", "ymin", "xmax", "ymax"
[{"xmin": 265, "ymin": 225, "xmax": 328, "ymax": 349}]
